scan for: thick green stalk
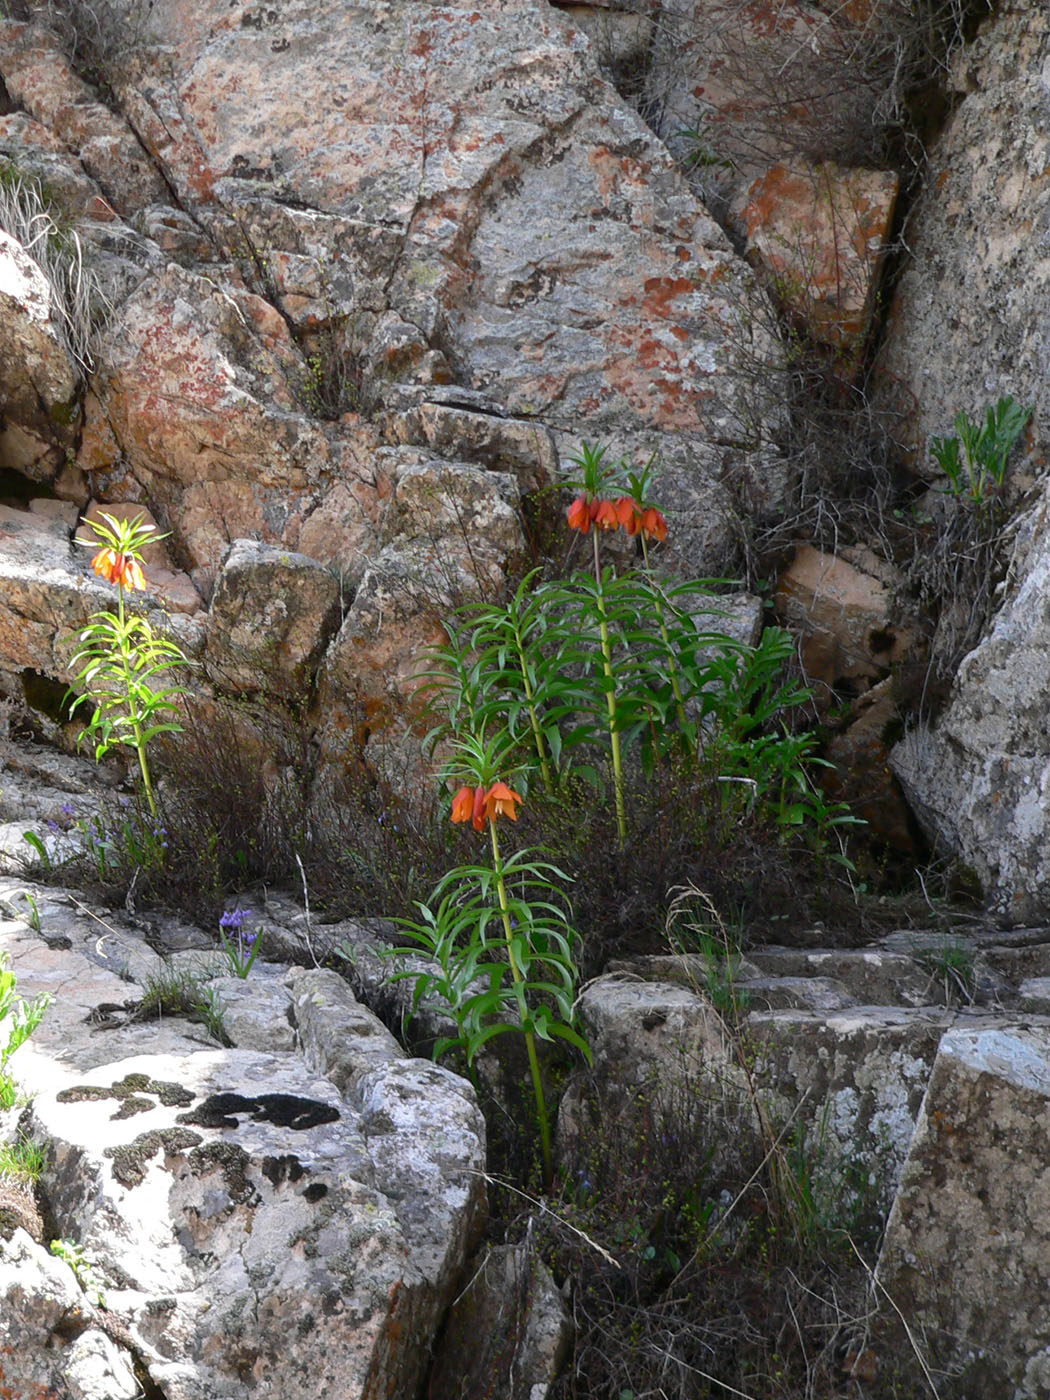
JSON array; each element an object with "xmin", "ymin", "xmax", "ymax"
[
  {"xmin": 512, "ymin": 620, "xmax": 554, "ymax": 794},
  {"xmin": 116, "ymin": 585, "xmax": 158, "ymax": 818},
  {"xmin": 592, "ymin": 532, "xmax": 627, "ymax": 846},
  {"xmin": 489, "ymin": 818, "xmax": 552, "ymax": 1189}
]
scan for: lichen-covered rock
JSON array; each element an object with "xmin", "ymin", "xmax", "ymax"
[
  {"xmin": 0, "ymin": 1227, "xmax": 141, "ymax": 1400},
  {"xmin": 26, "ymin": 1047, "xmax": 485, "ymax": 1400},
  {"xmin": 735, "ymin": 159, "xmax": 898, "ymax": 361},
  {"xmin": 0, "ymin": 227, "xmax": 80, "ymax": 481},
  {"xmin": 747, "ymin": 1005, "xmax": 951, "ymax": 1215},
  {"xmin": 875, "ymin": 1, "xmax": 1050, "ymax": 462},
  {"xmin": 205, "ymin": 539, "xmax": 341, "ymax": 698},
  {"xmin": 890, "ymin": 519, "xmax": 1050, "ymax": 919},
  {"xmin": 877, "ymin": 1022, "xmax": 1050, "ymax": 1396}
]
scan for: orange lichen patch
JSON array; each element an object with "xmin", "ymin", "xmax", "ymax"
[
  {"xmin": 641, "ymin": 276, "xmax": 697, "ymax": 317},
  {"xmin": 738, "ymin": 158, "xmax": 899, "ymax": 359}
]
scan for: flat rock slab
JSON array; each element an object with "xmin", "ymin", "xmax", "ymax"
[
  {"xmin": 877, "ymin": 1021, "xmax": 1050, "ymax": 1396},
  {"xmin": 27, "ymin": 1046, "xmax": 484, "ymax": 1400}
]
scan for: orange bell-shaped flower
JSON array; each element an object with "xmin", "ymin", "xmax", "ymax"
[
  {"xmin": 485, "ymin": 781, "xmax": 524, "ymax": 822},
  {"xmin": 567, "ymin": 495, "xmax": 592, "ymax": 534},
  {"xmin": 592, "ymin": 499, "xmax": 619, "ymax": 531},
  {"xmin": 640, "ymin": 507, "xmax": 668, "ymax": 542},
  {"xmin": 451, "ymin": 785, "xmax": 475, "ymax": 824}
]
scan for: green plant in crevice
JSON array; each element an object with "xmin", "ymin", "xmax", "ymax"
[
  {"xmin": 0, "ymin": 1136, "xmax": 45, "ymax": 1185},
  {"xmin": 389, "ymin": 734, "xmax": 589, "ymax": 1192},
  {"xmin": 0, "ymin": 951, "xmax": 50, "ymax": 1109},
  {"xmin": 50, "ymin": 1237, "xmax": 107, "ymax": 1309},
  {"xmin": 68, "ymin": 512, "xmax": 189, "ymax": 819},
  {"xmin": 931, "ymin": 395, "xmax": 1032, "ymax": 517}
]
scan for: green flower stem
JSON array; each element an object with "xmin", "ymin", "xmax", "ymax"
[
  {"xmin": 592, "ymin": 532, "xmax": 627, "ymax": 846},
  {"xmin": 512, "ymin": 620, "xmax": 554, "ymax": 794},
  {"xmin": 489, "ymin": 817, "xmax": 552, "ymax": 1189},
  {"xmin": 115, "ymin": 584, "xmax": 158, "ymax": 818},
  {"xmin": 640, "ymin": 533, "xmax": 688, "ymax": 733}
]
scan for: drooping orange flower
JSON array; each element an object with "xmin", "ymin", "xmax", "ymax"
[
  {"xmin": 615, "ymin": 496, "xmax": 641, "ymax": 536},
  {"xmin": 471, "ymin": 784, "xmax": 488, "ymax": 831},
  {"xmin": 593, "ymin": 498, "xmax": 619, "ymax": 531},
  {"xmin": 485, "ymin": 781, "xmax": 524, "ymax": 822},
  {"xmin": 567, "ymin": 495, "xmax": 593, "ymax": 534},
  {"xmin": 640, "ymin": 507, "xmax": 668, "ymax": 542},
  {"xmin": 451, "ymin": 785, "xmax": 475, "ymax": 824},
  {"xmin": 92, "ymin": 549, "xmax": 146, "ymax": 590}
]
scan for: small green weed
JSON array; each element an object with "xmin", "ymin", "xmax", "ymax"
[
  {"xmin": 50, "ymin": 1237, "xmax": 106, "ymax": 1308},
  {"xmin": 915, "ymin": 937, "xmax": 977, "ymax": 1005},
  {"xmin": 138, "ymin": 967, "xmax": 230, "ymax": 1045},
  {"xmin": 0, "ymin": 951, "xmax": 50, "ymax": 1108}
]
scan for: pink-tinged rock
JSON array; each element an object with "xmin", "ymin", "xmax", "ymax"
[
  {"xmin": 0, "ymin": 228, "xmax": 80, "ymax": 481},
  {"xmin": 0, "ymin": 18, "xmax": 168, "ymax": 214},
  {"xmin": 205, "ymin": 538, "xmax": 341, "ymax": 699},
  {"xmin": 736, "ymin": 159, "xmax": 899, "ymax": 360},
  {"xmin": 776, "ymin": 543, "xmax": 912, "ymax": 688},
  {"xmin": 97, "ymin": 0, "xmax": 777, "ymax": 456},
  {"xmin": 76, "ymin": 500, "xmax": 173, "ymax": 573}
]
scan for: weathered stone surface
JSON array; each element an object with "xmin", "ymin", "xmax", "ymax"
[
  {"xmin": 776, "ymin": 543, "xmax": 912, "ymax": 691},
  {"xmin": 746, "ymin": 945, "xmax": 936, "ymax": 1009},
  {"xmin": 875, "ymin": 1, "xmax": 1049, "ymax": 464},
  {"xmin": 0, "ymin": 227, "xmax": 80, "ymax": 481},
  {"xmin": 877, "ymin": 1022, "xmax": 1050, "ymax": 1395},
  {"xmin": 428, "ymin": 1236, "xmax": 572, "ymax": 1400},
  {"xmin": 0, "ymin": 1227, "xmax": 141, "ymax": 1400},
  {"xmin": 287, "ymin": 967, "xmax": 403, "ymax": 1097},
  {"xmin": 0, "ymin": 18, "xmax": 169, "ymax": 215},
  {"xmin": 735, "ymin": 159, "xmax": 898, "ymax": 359},
  {"xmin": 205, "ymin": 539, "xmax": 341, "ymax": 698},
  {"xmin": 747, "ymin": 1006, "xmax": 951, "ymax": 1213},
  {"xmin": 644, "ymin": 0, "xmax": 886, "ymax": 200},
  {"xmin": 890, "ymin": 550, "xmax": 1050, "ymax": 918},
  {"xmin": 24, "ymin": 1046, "xmax": 482, "ymax": 1400}
]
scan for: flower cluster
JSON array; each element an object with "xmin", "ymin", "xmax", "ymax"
[
  {"xmin": 91, "ymin": 548, "xmax": 145, "ymax": 591},
  {"xmin": 218, "ymin": 907, "xmax": 260, "ymax": 979},
  {"xmin": 451, "ymin": 781, "xmax": 524, "ymax": 830},
  {"xmin": 567, "ymin": 493, "xmax": 667, "ymax": 542}
]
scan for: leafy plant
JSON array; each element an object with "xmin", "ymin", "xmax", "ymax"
[
  {"xmin": 388, "ymin": 734, "xmax": 589, "ymax": 1191},
  {"xmin": 68, "ymin": 512, "xmax": 189, "ymax": 817},
  {"xmin": 930, "ymin": 396, "xmax": 1031, "ymax": 514},
  {"xmin": 0, "ymin": 951, "xmax": 50, "ymax": 1109}
]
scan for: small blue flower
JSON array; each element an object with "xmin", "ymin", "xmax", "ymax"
[{"xmin": 61, "ymin": 803, "xmax": 76, "ymax": 818}]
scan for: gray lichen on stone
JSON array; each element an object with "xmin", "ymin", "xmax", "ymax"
[{"xmin": 104, "ymin": 1128, "xmax": 203, "ymax": 1187}]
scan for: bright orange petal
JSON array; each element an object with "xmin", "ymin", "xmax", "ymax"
[
  {"xmin": 642, "ymin": 507, "xmax": 668, "ymax": 542},
  {"xmin": 485, "ymin": 781, "xmax": 524, "ymax": 822},
  {"xmin": 91, "ymin": 548, "xmax": 119, "ymax": 584},
  {"xmin": 593, "ymin": 499, "xmax": 619, "ymax": 531},
  {"xmin": 451, "ymin": 785, "xmax": 475, "ymax": 824},
  {"xmin": 567, "ymin": 496, "xmax": 592, "ymax": 533},
  {"xmin": 471, "ymin": 784, "xmax": 488, "ymax": 831}
]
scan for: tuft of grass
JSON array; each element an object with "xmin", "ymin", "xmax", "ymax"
[
  {"xmin": 0, "ymin": 1137, "xmax": 45, "ymax": 1186},
  {"xmin": 137, "ymin": 967, "xmax": 230, "ymax": 1045},
  {"xmin": 0, "ymin": 157, "xmax": 106, "ymax": 371}
]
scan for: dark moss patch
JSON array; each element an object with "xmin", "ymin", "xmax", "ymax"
[
  {"xmin": 260, "ymin": 1153, "xmax": 305, "ymax": 1187},
  {"xmin": 105, "ymin": 1128, "xmax": 203, "ymax": 1187},
  {"xmin": 302, "ymin": 1182, "xmax": 328, "ymax": 1204},
  {"xmin": 57, "ymin": 1074, "xmax": 194, "ymax": 1119},
  {"xmin": 111, "ymin": 1095, "xmax": 155, "ymax": 1120},
  {"xmin": 187, "ymin": 1141, "xmax": 255, "ymax": 1206},
  {"xmin": 177, "ymin": 1092, "xmax": 339, "ymax": 1132}
]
